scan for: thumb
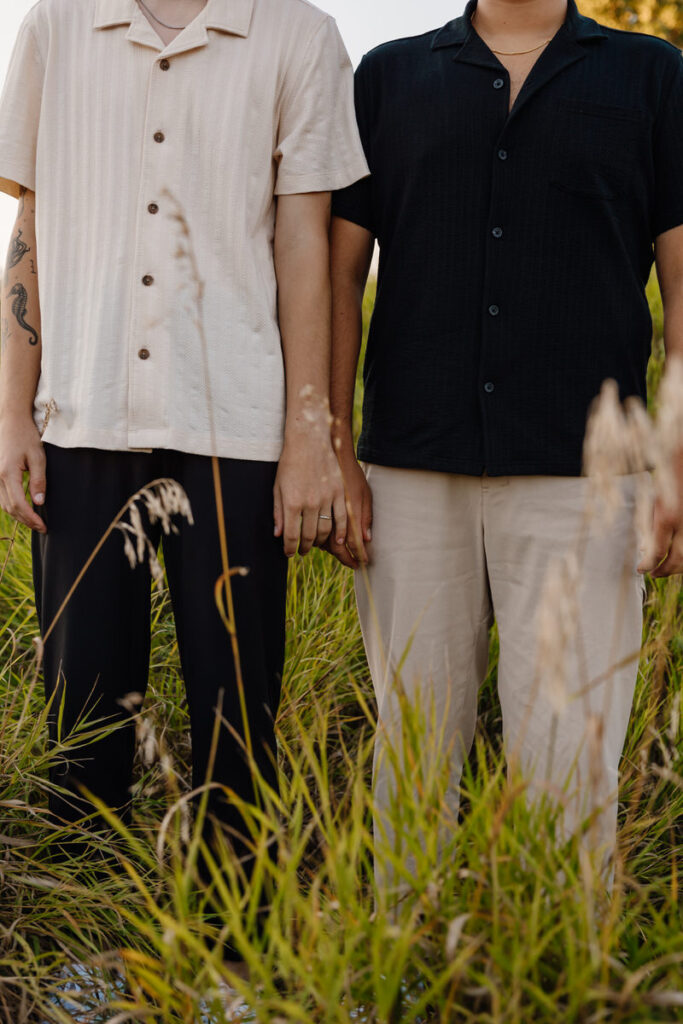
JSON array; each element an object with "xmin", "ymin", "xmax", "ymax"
[
  {"xmin": 273, "ymin": 484, "xmax": 283, "ymax": 537},
  {"xmin": 638, "ymin": 501, "xmax": 673, "ymax": 574},
  {"xmin": 26, "ymin": 445, "xmax": 46, "ymax": 505},
  {"xmin": 362, "ymin": 489, "xmax": 373, "ymax": 542}
]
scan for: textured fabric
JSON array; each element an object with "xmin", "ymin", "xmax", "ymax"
[
  {"xmin": 356, "ymin": 465, "xmax": 645, "ymax": 889},
  {"xmin": 333, "ymin": 0, "xmax": 683, "ymax": 477},
  {"xmin": 32, "ymin": 445, "xmax": 288, "ymax": 928},
  {"xmin": 0, "ymin": 0, "xmax": 369, "ymax": 457}
]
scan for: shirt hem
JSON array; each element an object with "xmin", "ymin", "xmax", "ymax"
[
  {"xmin": 39, "ymin": 423, "xmax": 284, "ymax": 462},
  {"xmin": 356, "ymin": 446, "xmax": 584, "ymax": 478},
  {"xmin": 653, "ymin": 212, "xmax": 683, "ymax": 238},
  {"xmin": 0, "ymin": 162, "xmax": 35, "ymax": 198}
]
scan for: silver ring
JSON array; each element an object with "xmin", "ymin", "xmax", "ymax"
[{"xmin": 318, "ymin": 514, "xmax": 333, "ymax": 520}]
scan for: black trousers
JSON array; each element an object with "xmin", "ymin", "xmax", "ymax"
[{"xmin": 32, "ymin": 445, "xmax": 288, "ymax": 903}]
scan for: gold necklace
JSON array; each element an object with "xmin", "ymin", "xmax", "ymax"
[
  {"xmin": 472, "ymin": 15, "xmax": 553, "ymax": 56},
  {"xmin": 491, "ymin": 38, "xmax": 552, "ymax": 55}
]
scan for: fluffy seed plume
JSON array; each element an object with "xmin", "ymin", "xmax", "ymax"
[
  {"xmin": 116, "ymin": 479, "xmax": 194, "ymax": 587},
  {"xmin": 583, "ymin": 380, "xmax": 653, "ymax": 527}
]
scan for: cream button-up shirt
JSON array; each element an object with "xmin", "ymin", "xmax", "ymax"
[{"xmin": 0, "ymin": 0, "xmax": 369, "ymax": 459}]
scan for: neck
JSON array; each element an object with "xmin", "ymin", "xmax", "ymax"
[{"xmin": 473, "ymin": 0, "xmax": 568, "ymax": 40}]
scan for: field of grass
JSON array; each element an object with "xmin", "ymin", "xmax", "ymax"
[{"xmin": 0, "ymin": 277, "xmax": 681, "ymax": 1024}]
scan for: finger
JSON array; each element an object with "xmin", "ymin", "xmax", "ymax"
[
  {"xmin": 638, "ymin": 505, "xmax": 674, "ymax": 574},
  {"xmin": 362, "ymin": 488, "xmax": 373, "ymax": 544},
  {"xmin": 5, "ymin": 470, "xmax": 45, "ymax": 532},
  {"xmin": 283, "ymin": 507, "xmax": 301, "ymax": 558},
  {"xmin": 347, "ymin": 502, "xmax": 367, "ymax": 563},
  {"xmin": 332, "ymin": 490, "xmax": 348, "ymax": 547},
  {"xmin": 326, "ymin": 536, "xmax": 359, "ymax": 570},
  {"xmin": 26, "ymin": 445, "xmax": 46, "ymax": 506},
  {"xmin": 651, "ymin": 534, "xmax": 683, "ymax": 578},
  {"xmin": 299, "ymin": 508, "xmax": 319, "ymax": 556},
  {"xmin": 315, "ymin": 510, "xmax": 334, "ymax": 549},
  {"xmin": 273, "ymin": 486, "xmax": 284, "ymax": 538}
]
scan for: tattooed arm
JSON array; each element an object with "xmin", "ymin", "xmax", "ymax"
[{"xmin": 0, "ymin": 187, "xmax": 46, "ymax": 532}]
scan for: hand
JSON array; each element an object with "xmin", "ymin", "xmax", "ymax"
[
  {"xmin": 274, "ymin": 429, "xmax": 347, "ymax": 559},
  {"xmin": 325, "ymin": 442, "xmax": 373, "ymax": 569},
  {"xmin": 0, "ymin": 412, "xmax": 46, "ymax": 532},
  {"xmin": 638, "ymin": 450, "xmax": 683, "ymax": 578},
  {"xmin": 638, "ymin": 500, "xmax": 683, "ymax": 578}
]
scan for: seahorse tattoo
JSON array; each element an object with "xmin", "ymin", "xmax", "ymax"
[
  {"xmin": 9, "ymin": 283, "xmax": 39, "ymax": 346},
  {"xmin": 8, "ymin": 228, "xmax": 30, "ymax": 268}
]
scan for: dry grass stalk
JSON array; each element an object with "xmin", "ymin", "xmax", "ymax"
[{"xmin": 163, "ymin": 189, "xmax": 252, "ymax": 759}]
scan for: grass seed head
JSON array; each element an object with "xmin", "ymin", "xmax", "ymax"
[{"xmin": 115, "ymin": 480, "xmax": 193, "ymax": 586}]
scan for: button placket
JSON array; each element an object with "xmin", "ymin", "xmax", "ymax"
[
  {"xmin": 479, "ymin": 125, "xmax": 513, "ymax": 459},
  {"xmin": 129, "ymin": 57, "xmax": 169, "ymax": 443}
]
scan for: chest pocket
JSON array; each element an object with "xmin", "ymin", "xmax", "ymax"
[{"xmin": 549, "ymin": 99, "xmax": 645, "ymax": 200}]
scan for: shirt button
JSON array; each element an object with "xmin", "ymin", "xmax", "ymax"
[
  {"xmin": 154, "ymin": 131, "xmax": 165, "ymax": 143},
  {"xmin": 159, "ymin": 58, "xmax": 171, "ymax": 70},
  {"xmin": 142, "ymin": 274, "xmax": 154, "ymax": 286},
  {"xmin": 493, "ymin": 78, "xmax": 505, "ymax": 89},
  {"xmin": 148, "ymin": 202, "xmax": 159, "ymax": 215},
  {"xmin": 138, "ymin": 348, "xmax": 150, "ymax": 360},
  {"xmin": 488, "ymin": 304, "xmax": 500, "ymax": 316},
  {"xmin": 492, "ymin": 227, "xmax": 503, "ymax": 239},
  {"xmin": 498, "ymin": 148, "xmax": 508, "ymax": 161},
  {"xmin": 484, "ymin": 382, "xmax": 495, "ymax": 394}
]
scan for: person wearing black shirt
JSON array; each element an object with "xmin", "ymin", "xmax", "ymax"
[{"xmin": 328, "ymin": 0, "xmax": 683, "ymax": 893}]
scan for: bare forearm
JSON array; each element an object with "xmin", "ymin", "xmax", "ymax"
[
  {"xmin": 330, "ymin": 217, "xmax": 374, "ymax": 453},
  {"xmin": 330, "ymin": 276, "xmax": 364, "ymax": 450},
  {"xmin": 656, "ymin": 225, "xmax": 683, "ymax": 362},
  {"xmin": 662, "ymin": 292, "xmax": 683, "ymax": 363},
  {"xmin": 0, "ymin": 187, "xmax": 46, "ymax": 532},
  {"xmin": 274, "ymin": 194, "xmax": 332, "ymax": 437},
  {"xmin": 1, "ymin": 187, "xmax": 41, "ymax": 420},
  {"xmin": 272, "ymin": 192, "xmax": 348, "ymax": 557}
]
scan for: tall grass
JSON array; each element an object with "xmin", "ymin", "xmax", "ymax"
[{"xmin": 0, "ymin": 274, "xmax": 681, "ymax": 1024}]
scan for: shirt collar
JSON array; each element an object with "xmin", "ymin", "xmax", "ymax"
[
  {"xmin": 93, "ymin": 0, "xmax": 255, "ymax": 37},
  {"xmin": 431, "ymin": 0, "xmax": 607, "ymax": 50}
]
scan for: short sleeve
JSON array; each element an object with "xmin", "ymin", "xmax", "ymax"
[
  {"xmin": 0, "ymin": 16, "xmax": 45, "ymax": 198},
  {"xmin": 652, "ymin": 49, "xmax": 683, "ymax": 238},
  {"xmin": 332, "ymin": 55, "xmax": 375, "ymax": 236},
  {"xmin": 274, "ymin": 16, "xmax": 369, "ymax": 196}
]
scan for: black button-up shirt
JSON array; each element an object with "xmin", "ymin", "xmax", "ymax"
[{"xmin": 333, "ymin": 0, "xmax": 683, "ymax": 477}]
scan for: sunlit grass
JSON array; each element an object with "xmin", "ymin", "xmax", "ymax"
[{"xmin": 0, "ymin": 275, "xmax": 681, "ymax": 1023}]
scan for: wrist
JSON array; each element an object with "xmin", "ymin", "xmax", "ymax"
[
  {"xmin": 331, "ymin": 419, "xmax": 355, "ymax": 453},
  {"xmin": 284, "ymin": 388, "xmax": 332, "ymax": 445},
  {"xmin": 0, "ymin": 402, "xmax": 36, "ymax": 425}
]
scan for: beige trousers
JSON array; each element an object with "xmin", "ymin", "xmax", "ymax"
[{"xmin": 355, "ymin": 466, "xmax": 645, "ymax": 889}]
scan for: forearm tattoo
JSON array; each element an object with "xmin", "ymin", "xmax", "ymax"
[
  {"xmin": 9, "ymin": 283, "xmax": 39, "ymax": 346},
  {"xmin": 8, "ymin": 228, "xmax": 30, "ymax": 268}
]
